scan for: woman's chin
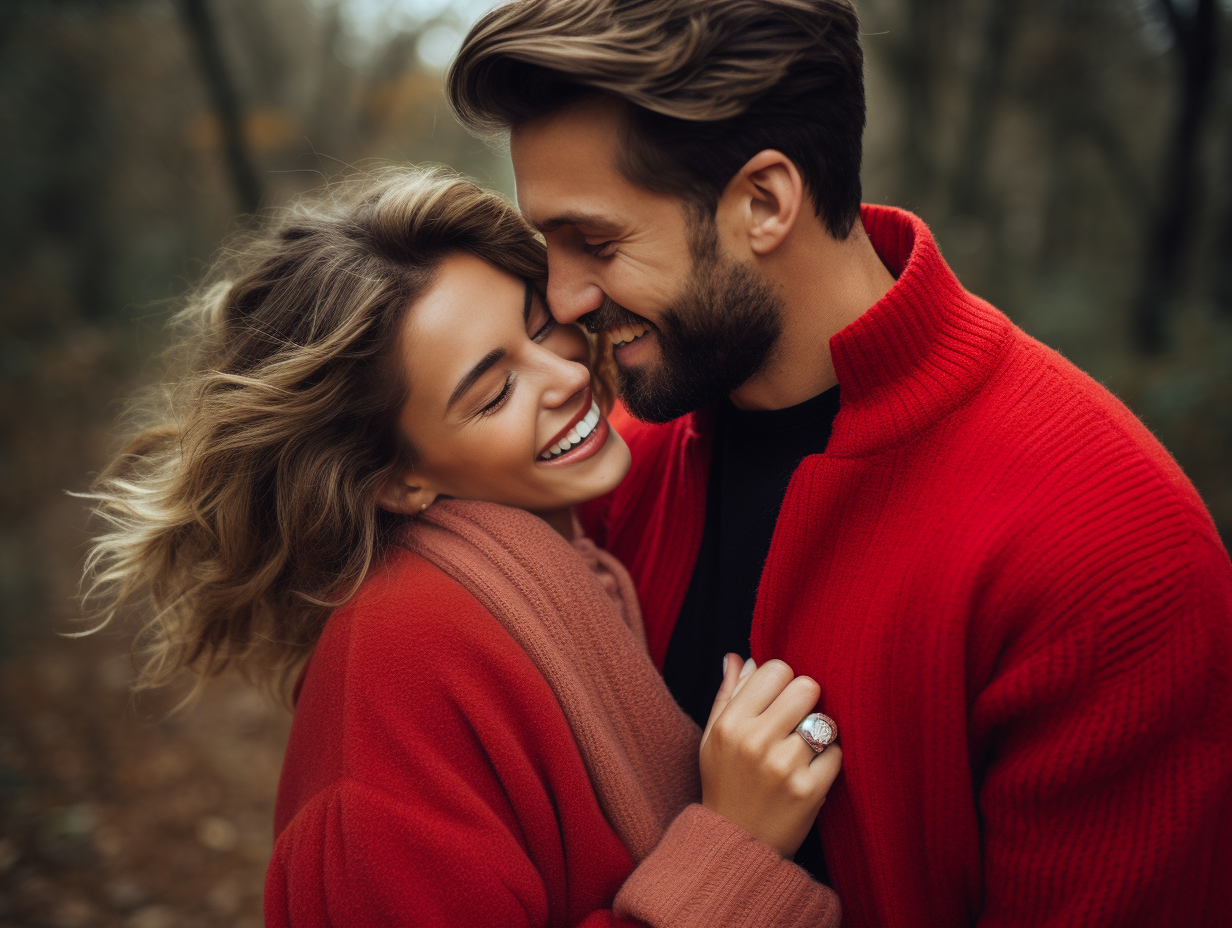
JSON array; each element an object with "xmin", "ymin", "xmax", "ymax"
[
  {"xmin": 578, "ymin": 426, "xmax": 631, "ymax": 498},
  {"xmin": 536, "ymin": 426, "xmax": 632, "ymax": 511}
]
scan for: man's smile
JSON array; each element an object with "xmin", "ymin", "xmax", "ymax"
[{"xmin": 606, "ymin": 323, "xmax": 650, "ymax": 348}]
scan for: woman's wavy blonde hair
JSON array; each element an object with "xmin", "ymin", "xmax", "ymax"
[{"xmin": 78, "ymin": 165, "xmax": 579, "ymax": 703}]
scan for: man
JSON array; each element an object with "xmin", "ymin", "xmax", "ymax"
[{"xmin": 449, "ymin": 1, "xmax": 1232, "ymax": 926}]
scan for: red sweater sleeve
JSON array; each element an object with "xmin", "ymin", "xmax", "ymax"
[
  {"xmin": 616, "ymin": 805, "xmax": 840, "ymax": 927},
  {"xmin": 971, "ymin": 527, "xmax": 1232, "ymax": 928},
  {"xmin": 265, "ymin": 779, "xmax": 639, "ymax": 927}
]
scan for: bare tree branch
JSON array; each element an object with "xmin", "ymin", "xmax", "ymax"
[{"xmin": 179, "ymin": 0, "xmax": 263, "ymax": 213}]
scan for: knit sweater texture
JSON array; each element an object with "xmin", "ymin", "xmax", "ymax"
[
  {"xmin": 578, "ymin": 204, "xmax": 1232, "ymax": 928},
  {"xmin": 265, "ymin": 499, "xmax": 839, "ymax": 927}
]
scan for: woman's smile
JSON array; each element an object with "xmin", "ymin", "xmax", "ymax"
[{"xmin": 537, "ymin": 391, "xmax": 609, "ymax": 464}]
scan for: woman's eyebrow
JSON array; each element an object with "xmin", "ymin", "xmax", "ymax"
[
  {"xmin": 523, "ymin": 280, "xmax": 533, "ymax": 323},
  {"xmin": 447, "ymin": 348, "xmax": 505, "ymax": 411}
]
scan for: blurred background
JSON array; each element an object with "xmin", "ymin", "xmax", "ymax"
[{"xmin": 1, "ymin": 0, "xmax": 1229, "ymax": 924}]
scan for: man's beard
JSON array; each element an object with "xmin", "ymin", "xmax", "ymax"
[{"xmin": 583, "ymin": 241, "xmax": 783, "ymax": 424}]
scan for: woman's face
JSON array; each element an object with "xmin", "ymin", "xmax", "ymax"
[{"xmin": 382, "ymin": 251, "xmax": 632, "ymax": 518}]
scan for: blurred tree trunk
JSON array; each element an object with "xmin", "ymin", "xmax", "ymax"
[
  {"xmin": 949, "ymin": 0, "xmax": 1019, "ymax": 219},
  {"xmin": 1133, "ymin": 0, "xmax": 1218, "ymax": 353},
  {"xmin": 179, "ymin": 0, "xmax": 263, "ymax": 213},
  {"xmin": 1217, "ymin": 123, "xmax": 1232, "ymax": 315},
  {"xmin": 873, "ymin": 0, "xmax": 957, "ymax": 211},
  {"xmin": 1218, "ymin": 204, "xmax": 1232, "ymax": 315}
]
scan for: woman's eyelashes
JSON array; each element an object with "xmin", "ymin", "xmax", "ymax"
[
  {"xmin": 527, "ymin": 292, "xmax": 557, "ymax": 342},
  {"xmin": 531, "ymin": 315, "xmax": 556, "ymax": 342},
  {"xmin": 477, "ymin": 304, "xmax": 554, "ymax": 418},
  {"xmin": 478, "ymin": 373, "xmax": 515, "ymax": 417}
]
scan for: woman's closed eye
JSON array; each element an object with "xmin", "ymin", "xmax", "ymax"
[
  {"xmin": 526, "ymin": 292, "xmax": 557, "ymax": 342},
  {"xmin": 530, "ymin": 314, "xmax": 556, "ymax": 342},
  {"xmin": 479, "ymin": 372, "xmax": 515, "ymax": 417}
]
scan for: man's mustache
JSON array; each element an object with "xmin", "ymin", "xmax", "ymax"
[{"xmin": 578, "ymin": 297, "xmax": 651, "ymax": 335}]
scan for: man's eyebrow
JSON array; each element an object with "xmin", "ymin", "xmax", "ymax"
[
  {"xmin": 534, "ymin": 211, "xmax": 617, "ymax": 234},
  {"xmin": 447, "ymin": 348, "xmax": 505, "ymax": 411}
]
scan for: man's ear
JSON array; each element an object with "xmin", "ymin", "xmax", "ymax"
[
  {"xmin": 719, "ymin": 149, "xmax": 804, "ymax": 257},
  {"xmin": 376, "ymin": 467, "xmax": 437, "ymax": 515}
]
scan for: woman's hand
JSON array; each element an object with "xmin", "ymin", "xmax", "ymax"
[{"xmin": 698, "ymin": 655, "xmax": 842, "ymax": 858}]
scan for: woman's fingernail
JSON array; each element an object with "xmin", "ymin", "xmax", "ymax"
[
  {"xmin": 739, "ymin": 657, "xmax": 756, "ymax": 680},
  {"xmin": 722, "ymin": 654, "xmax": 729, "ymax": 675}
]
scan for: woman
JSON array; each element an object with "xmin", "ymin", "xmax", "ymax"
[{"xmin": 80, "ymin": 166, "xmax": 842, "ymax": 927}]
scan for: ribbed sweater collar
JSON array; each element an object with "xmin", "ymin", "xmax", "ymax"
[
  {"xmin": 823, "ymin": 205, "xmax": 1012, "ymax": 455},
  {"xmin": 684, "ymin": 206, "xmax": 1011, "ymax": 456}
]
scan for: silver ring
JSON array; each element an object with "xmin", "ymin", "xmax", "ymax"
[{"xmin": 794, "ymin": 712, "xmax": 837, "ymax": 753}]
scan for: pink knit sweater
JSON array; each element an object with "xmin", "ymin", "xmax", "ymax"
[{"xmin": 400, "ymin": 498, "xmax": 839, "ymax": 926}]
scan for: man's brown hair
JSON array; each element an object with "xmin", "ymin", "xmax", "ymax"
[{"xmin": 448, "ymin": 0, "xmax": 866, "ymax": 238}]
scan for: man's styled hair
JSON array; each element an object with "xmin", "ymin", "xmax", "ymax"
[{"xmin": 448, "ymin": 0, "xmax": 866, "ymax": 239}]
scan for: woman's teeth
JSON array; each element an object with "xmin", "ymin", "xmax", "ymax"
[
  {"xmin": 607, "ymin": 323, "xmax": 649, "ymax": 347},
  {"xmin": 540, "ymin": 401, "xmax": 602, "ymax": 460}
]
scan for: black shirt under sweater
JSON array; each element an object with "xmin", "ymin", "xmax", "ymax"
[{"xmin": 662, "ymin": 385, "xmax": 841, "ymax": 884}]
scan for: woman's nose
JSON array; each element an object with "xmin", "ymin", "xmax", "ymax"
[{"xmin": 540, "ymin": 353, "xmax": 592, "ymax": 409}]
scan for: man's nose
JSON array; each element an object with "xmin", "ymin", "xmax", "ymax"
[{"xmin": 546, "ymin": 252, "xmax": 604, "ymax": 326}]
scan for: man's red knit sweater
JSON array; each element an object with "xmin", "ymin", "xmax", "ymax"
[{"xmin": 579, "ymin": 205, "xmax": 1232, "ymax": 928}]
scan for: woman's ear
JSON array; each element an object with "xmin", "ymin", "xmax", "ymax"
[
  {"xmin": 376, "ymin": 468, "xmax": 437, "ymax": 515},
  {"xmin": 719, "ymin": 149, "xmax": 804, "ymax": 257}
]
